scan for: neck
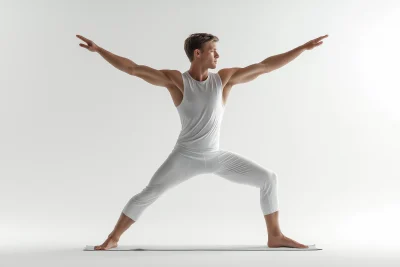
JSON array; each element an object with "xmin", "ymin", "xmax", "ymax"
[{"xmin": 188, "ymin": 65, "xmax": 209, "ymax": 82}]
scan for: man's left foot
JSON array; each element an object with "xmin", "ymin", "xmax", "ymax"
[
  {"xmin": 94, "ymin": 236, "xmax": 119, "ymax": 250},
  {"xmin": 267, "ymin": 233, "xmax": 308, "ymax": 248}
]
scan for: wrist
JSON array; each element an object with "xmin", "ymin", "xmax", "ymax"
[{"xmin": 298, "ymin": 45, "xmax": 306, "ymax": 52}]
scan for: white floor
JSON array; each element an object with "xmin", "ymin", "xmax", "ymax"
[{"xmin": 1, "ymin": 245, "xmax": 399, "ymax": 267}]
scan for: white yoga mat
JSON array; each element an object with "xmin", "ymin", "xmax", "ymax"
[{"xmin": 84, "ymin": 244, "xmax": 321, "ymax": 251}]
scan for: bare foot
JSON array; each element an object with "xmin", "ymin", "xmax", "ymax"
[
  {"xmin": 268, "ymin": 233, "xmax": 308, "ymax": 249},
  {"xmin": 94, "ymin": 236, "xmax": 119, "ymax": 250}
]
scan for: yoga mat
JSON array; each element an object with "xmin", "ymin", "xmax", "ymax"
[{"xmin": 84, "ymin": 244, "xmax": 321, "ymax": 251}]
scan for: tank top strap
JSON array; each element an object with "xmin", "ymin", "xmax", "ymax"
[
  {"xmin": 181, "ymin": 71, "xmax": 196, "ymax": 94},
  {"xmin": 181, "ymin": 71, "xmax": 194, "ymax": 97},
  {"xmin": 213, "ymin": 72, "xmax": 223, "ymax": 92}
]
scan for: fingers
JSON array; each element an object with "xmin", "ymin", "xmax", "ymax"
[
  {"xmin": 76, "ymin": 34, "xmax": 94, "ymax": 50},
  {"xmin": 79, "ymin": 43, "xmax": 89, "ymax": 49},
  {"xmin": 315, "ymin": 34, "xmax": 328, "ymax": 42},
  {"xmin": 76, "ymin": 34, "xmax": 90, "ymax": 43}
]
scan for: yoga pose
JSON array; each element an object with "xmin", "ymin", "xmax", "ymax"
[{"xmin": 76, "ymin": 33, "xmax": 328, "ymax": 250}]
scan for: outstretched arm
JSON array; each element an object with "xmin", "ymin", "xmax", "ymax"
[
  {"xmin": 76, "ymin": 34, "xmax": 176, "ymax": 88},
  {"xmin": 76, "ymin": 34, "xmax": 134, "ymax": 75},
  {"xmin": 220, "ymin": 34, "xmax": 329, "ymax": 87}
]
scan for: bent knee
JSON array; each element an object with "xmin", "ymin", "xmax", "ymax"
[
  {"xmin": 142, "ymin": 184, "xmax": 170, "ymax": 197},
  {"xmin": 131, "ymin": 185, "xmax": 167, "ymax": 202},
  {"xmin": 262, "ymin": 171, "xmax": 278, "ymax": 187}
]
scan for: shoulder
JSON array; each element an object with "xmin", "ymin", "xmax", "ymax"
[
  {"xmin": 160, "ymin": 70, "xmax": 183, "ymax": 91},
  {"xmin": 217, "ymin": 68, "xmax": 241, "ymax": 87},
  {"xmin": 159, "ymin": 69, "xmax": 182, "ymax": 80}
]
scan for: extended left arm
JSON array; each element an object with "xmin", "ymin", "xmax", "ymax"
[
  {"xmin": 261, "ymin": 45, "xmax": 306, "ymax": 72},
  {"xmin": 224, "ymin": 34, "xmax": 328, "ymax": 87},
  {"xmin": 262, "ymin": 34, "xmax": 328, "ymax": 71}
]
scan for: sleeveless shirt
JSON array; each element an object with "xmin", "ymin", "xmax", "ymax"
[{"xmin": 174, "ymin": 70, "xmax": 225, "ymax": 152}]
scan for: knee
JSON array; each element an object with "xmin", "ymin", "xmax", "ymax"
[
  {"xmin": 262, "ymin": 171, "xmax": 278, "ymax": 188},
  {"xmin": 140, "ymin": 184, "xmax": 168, "ymax": 199},
  {"xmin": 127, "ymin": 184, "xmax": 166, "ymax": 207}
]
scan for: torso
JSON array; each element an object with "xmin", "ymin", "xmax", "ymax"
[
  {"xmin": 166, "ymin": 70, "xmax": 233, "ymax": 108},
  {"xmin": 173, "ymin": 70, "xmax": 225, "ymax": 152}
]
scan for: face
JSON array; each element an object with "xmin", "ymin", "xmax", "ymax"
[{"xmin": 195, "ymin": 41, "xmax": 219, "ymax": 69}]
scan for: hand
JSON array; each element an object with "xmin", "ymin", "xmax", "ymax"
[
  {"xmin": 302, "ymin": 34, "xmax": 329, "ymax": 50},
  {"xmin": 76, "ymin": 34, "xmax": 99, "ymax": 52}
]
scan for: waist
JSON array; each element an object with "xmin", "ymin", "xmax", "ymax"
[{"xmin": 173, "ymin": 143, "xmax": 220, "ymax": 154}]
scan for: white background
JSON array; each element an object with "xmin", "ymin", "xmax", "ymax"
[{"xmin": 1, "ymin": 0, "xmax": 399, "ymax": 265}]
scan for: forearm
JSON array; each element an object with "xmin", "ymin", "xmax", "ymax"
[
  {"xmin": 261, "ymin": 45, "xmax": 306, "ymax": 71},
  {"xmin": 96, "ymin": 46, "xmax": 137, "ymax": 74}
]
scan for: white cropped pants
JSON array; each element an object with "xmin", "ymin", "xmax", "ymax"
[{"xmin": 122, "ymin": 146, "xmax": 279, "ymax": 221}]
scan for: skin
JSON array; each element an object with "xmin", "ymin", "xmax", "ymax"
[{"xmin": 76, "ymin": 33, "xmax": 329, "ymax": 250}]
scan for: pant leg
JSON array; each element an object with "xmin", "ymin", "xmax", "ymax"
[
  {"xmin": 122, "ymin": 149, "xmax": 204, "ymax": 221},
  {"xmin": 212, "ymin": 150, "xmax": 279, "ymax": 215}
]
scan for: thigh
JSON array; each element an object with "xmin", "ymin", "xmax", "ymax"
[
  {"xmin": 213, "ymin": 150, "xmax": 275, "ymax": 188},
  {"xmin": 147, "ymin": 150, "xmax": 204, "ymax": 189}
]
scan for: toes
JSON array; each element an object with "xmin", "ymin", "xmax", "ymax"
[
  {"xmin": 268, "ymin": 234, "xmax": 308, "ymax": 249},
  {"xmin": 296, "ymin": 243, "xmax": 306, "ymax": 248},
  {"xmin": 295, "ymin": 242, "xmax": 308, "ymax": 249},
  {"xmin": 286, "ymin": 237, "xmax": 305, "ymax": 248}
]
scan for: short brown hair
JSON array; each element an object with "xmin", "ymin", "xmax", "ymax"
[{"xmin": 184, "ymin": 33, "xmax": 219, "ymax": 62}]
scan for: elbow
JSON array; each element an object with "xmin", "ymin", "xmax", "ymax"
[
  {"xmin": 127, "ymin": 65, "xmax": 136, "ymax": 76},
  {"xmin": 127, "ymin": 63, "xmax": 140, "ymax": 76},
  {"xmin": 262, "ymin": 62, "xmax": 275, "ymax": 74}
]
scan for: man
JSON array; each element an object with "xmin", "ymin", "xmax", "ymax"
[{"xmin": 76, "ymin": 32, "xmax": 328, "ymax": 250}]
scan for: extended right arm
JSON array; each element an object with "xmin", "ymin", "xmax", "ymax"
[
  {"xmin": 97, "ymin": 47, "xmax": 174, "ymax": 88},
  {"xmin": 97, "ymin": 46, "xmax": 135, "ymax": 76},
  {"xmin": 76, "ymin": 34, "xmax": 175, "ymax": 88}
]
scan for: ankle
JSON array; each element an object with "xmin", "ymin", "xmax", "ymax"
[
  {"xmin": 268, "ymin": 231, "xmax": 283, "ymax": 238},
  {"xmin": 108, "ymin": 233, "xmax": 120, "ymax": 242}
]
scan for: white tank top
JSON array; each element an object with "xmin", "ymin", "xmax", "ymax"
[{"xmin": 174, "ymin": 70, "xmax": 225, "ymax": 152}]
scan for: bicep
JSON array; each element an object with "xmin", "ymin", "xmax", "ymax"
[
  {"xmin": 228, "ymin": 63, "xmax": 267, "ymax": 86},
  {"xmin": 130, "ymin": 65, "xmax": 174, "ymax": 88}
]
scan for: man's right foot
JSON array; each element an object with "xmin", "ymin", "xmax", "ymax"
[
  {"xmin": 267, "ymin": 233, "xmax": 308, "ymax": 248},
  {"xmin": 94, "ymin": 236, "xmax": 119, "ymax": 250}
]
